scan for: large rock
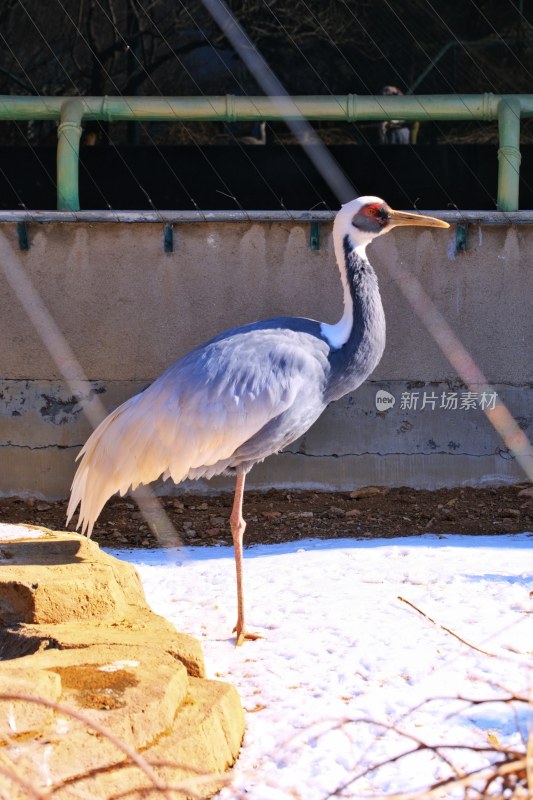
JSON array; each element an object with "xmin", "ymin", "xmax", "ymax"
[{"xmin": 0, "ymin": 524, "xmax": 245, "ymax": 799}]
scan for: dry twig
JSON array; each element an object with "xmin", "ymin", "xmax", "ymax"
[
  {"xmin": 0, "ymin": 692, "xmax": 233, "ymax": 799},
  {"xmin": 398, "ymin": 595, "xmax": 497, "ymax": 657}
]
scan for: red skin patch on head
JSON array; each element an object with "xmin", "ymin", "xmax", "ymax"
[
  {"xmin": 361, "ymin": 203, "xmax": 389, "ymax": 227},
  {"xmin": 363, "ymin": 203, "xmax": 383, "ymax": 218}
]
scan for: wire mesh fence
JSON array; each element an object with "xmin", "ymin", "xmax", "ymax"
[
  {"xmin": 0, "ymin": 6, "xmax": 532, "ymax": 798},
  {"xmin": 0, "ymin": 1, "xmax": 532, "ymax": 211}
]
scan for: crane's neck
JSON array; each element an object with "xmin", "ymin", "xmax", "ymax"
[
  {"xmin": 321, "ymin": 234, "xmax": 386, "ymax": 402},
  {"xmin": 320, "ymin": 233, "xmax": 362, "ymax": 349}
]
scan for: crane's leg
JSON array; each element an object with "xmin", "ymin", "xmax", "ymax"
[{"xmin": 230, "ymin": 469, "xmax": 262, "ymax": 646}]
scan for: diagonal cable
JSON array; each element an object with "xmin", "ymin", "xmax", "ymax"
[
  {"xmin": 262, "ymin": 0, "xmax": 431, "ymax": 207},
  {"xmin": 201, "ymin": 0, "xmax": 533, "ymax": 481},
  {"xmin": 201, "ymin": 0, "xmax": 356, "ymax": 203},
  {"xmin": 144, "ymin": 0, "xmax": 330, "ymax": 214},
  {"xmin": 0, "ymin": 27, "xmax": 115, "ymax": 215},
  {"xmin": 381, "ymin": 0, "xmax": 532, "ymax": 198},
  {"xmin": 338, "ymin": 0, "xmax": 507, "ymax": 207}
]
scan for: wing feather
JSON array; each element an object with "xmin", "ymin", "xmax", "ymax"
[{"xmin": 67, "ymin": 327, "xmax": 329, "ymax": 535}]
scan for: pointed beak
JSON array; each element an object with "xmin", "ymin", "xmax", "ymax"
[{"xmin": 388, "ymin": 209, "xmax": 450, "ymax": 229}]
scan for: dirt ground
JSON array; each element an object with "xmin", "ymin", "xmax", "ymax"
[{"xmin": 1, "ymin": 485, "xmax": 532, "ymax": 549}]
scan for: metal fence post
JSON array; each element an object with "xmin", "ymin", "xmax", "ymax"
[
  {"xmin": 57, "ymin": 99, "xmax": 84, "ymax": 211},
  {"xmin": 497, "ymin": 97, "xmax": 522, "ymax": 212}
]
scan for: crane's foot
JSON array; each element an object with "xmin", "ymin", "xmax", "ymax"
[{"xmin": 233, "ymin": 624, "xmax": 264, "ymax": 647}]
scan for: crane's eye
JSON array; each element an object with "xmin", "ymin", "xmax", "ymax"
[
  {"xmin": 352, "ymin": 202, "xmax": 390, "ymax": 231},
  {"xmin": 364, "ymin": 203, "xmax": 386, "ymax": 218},
  {"xmin": 363, "ymin": 203, "xmax": 389, "ymax": 226}
]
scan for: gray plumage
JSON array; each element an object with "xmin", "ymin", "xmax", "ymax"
[{"xmin": 67, "ymin": 196, "xmax": 448, "ymax": 644}]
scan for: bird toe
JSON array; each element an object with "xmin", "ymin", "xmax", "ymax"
[{"xmin": 233, "ymin": 625, "xmax": 263, "ymax": 647}]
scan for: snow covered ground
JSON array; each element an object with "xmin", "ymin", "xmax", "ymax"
[{"xmin": 109, "ymin": 534, "xmax": 532, "ymax": 799}]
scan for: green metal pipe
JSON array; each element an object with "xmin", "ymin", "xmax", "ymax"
[
  {"xmin": 56, "ymin": 99, "xmax": 83, "ymax": 211},
  {"xmin": 0, "ymin": 95, "xmax": 65, "ymax": 120},
  {"xmin": 1, "ymin": 93, "xmax": 533, "ymax": 122},
  {"xmin": 90, "ymin": 94, "xmax": 507, "ymax": 122},
  {"xmin": 0, "ymin": 93, "xmax": 531, "ymax": 210},
  {"xmin": 497, "ymin": 97, "xmax": 522, "ymax": 212}
]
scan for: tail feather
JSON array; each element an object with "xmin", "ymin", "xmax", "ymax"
[{"xmin": 66, "ymin": 391, "xmax": 189, "ymax": 537}]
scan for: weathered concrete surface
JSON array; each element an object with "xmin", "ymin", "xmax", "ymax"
[
  {"xmin": 0, "ymin": 219, "xmax": 531, "ymax": 495},
  {"xmin": 0, "ymin": 525, "xmax": 245, "ymax": 799}
]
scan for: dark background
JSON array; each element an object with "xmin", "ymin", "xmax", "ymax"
[
  {"xmin": 2, "ymin": 143, "xmax": 530, "ymax": 211},
  {"xmin": 0, "ymin": 1, "xmax": 531, "ymax": 210}
]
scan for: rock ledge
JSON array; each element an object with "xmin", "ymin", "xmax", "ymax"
[{"xmin": 0, "ymin": 524, "xmax": 244, "ymax": 799}]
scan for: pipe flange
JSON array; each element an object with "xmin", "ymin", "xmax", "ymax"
[
  {"xmin": 498, "ymin": 145, "xmax": 522, "ymax": 164},
  {"xmin": 57, "ymin": 120, "xmax": 82, "ymax": 135},
  {"xmin": 346, "ymin": 93, "xmax": 357, "ymax": 122},
  {"xmin": 101, "ymin": 95, "xmax": 111, "ymax": 122},
  {"xmin": 482, "ymin": 92, "xmax": 497, "ymax": 121},
  {"xmin": 225, "ymin": 94, "xmax": 237, "ymax": 123}
]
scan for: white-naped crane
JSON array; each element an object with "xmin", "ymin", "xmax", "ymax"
[{"xmin": 67, "ymin": 197, "xmax": 449, "ymax": 645}]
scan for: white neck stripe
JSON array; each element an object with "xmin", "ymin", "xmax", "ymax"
[{"xmin": 320, "ymin": 238, "xmax": 367, "ymax": 349}]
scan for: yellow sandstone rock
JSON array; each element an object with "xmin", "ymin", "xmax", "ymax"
[{"xmin": 0, "ymin": 525, "xmax": 244, "ymax": 799}]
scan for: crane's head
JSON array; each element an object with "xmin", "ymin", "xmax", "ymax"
[{"xmin": 335, "ymin": 195, "xmax": 449, "ymax": 250}]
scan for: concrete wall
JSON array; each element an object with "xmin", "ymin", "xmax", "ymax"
[{"xmin": 0, "ymin": 218, "xmax": 531, "ymax": 498}]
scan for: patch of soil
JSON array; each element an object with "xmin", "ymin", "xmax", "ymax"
[{"xmin": 1, "ymin": 485, "xmax": 532, "ymax": 549}]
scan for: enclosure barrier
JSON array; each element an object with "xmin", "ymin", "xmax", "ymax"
[{"xmin": 0, "ymin": 93, "xmax": 530, "ymax": 212}]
